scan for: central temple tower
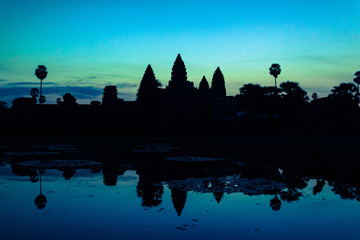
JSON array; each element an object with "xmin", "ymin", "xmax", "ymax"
[{"xmin": 166, "ymin": 54, "xmax": 195, "ymax": 94}]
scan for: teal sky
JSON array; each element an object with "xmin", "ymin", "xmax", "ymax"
[{"xmin": 1, "ymin": 0, "xmax": 359, "ymax": 104}]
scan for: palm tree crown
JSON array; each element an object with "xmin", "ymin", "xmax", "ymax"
[
  {"xmin": 35, "ymin": 65, "xmax": 47, "ymax": 81},
  {"xmin": 269, "ymin": 63, "xmax": 281, "ymax": 88}
]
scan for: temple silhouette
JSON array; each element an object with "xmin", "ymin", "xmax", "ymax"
[
  {"xmin": 1, "ymin": 54, "xmax": 360, "ymax": 133},
  {"xmin": 1, "ymin": 54, "xmax": 237, "ymax": 133}
]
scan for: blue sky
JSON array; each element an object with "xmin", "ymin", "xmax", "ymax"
[{"xmin": 0, "ymin": 0, "xmax": 359, "ymax": 105}]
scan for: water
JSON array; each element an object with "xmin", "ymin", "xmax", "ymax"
[{"xmin": 0, "ymin": 144, "xmax": 360, "ymax": 240}]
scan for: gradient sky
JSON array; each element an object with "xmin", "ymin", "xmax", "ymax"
[{"xmin": 1, "ymin": 0, "xmax": 359, "ymax": 105}]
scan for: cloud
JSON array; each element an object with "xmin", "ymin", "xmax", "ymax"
[
  {"xmin": 298, "ymin": 56, "xmax": 339, "ymax": 65},
  {"xmin": 105, "ymin": 74, "xmax": 140, "ymax": 80},
  {"xmin": 6, "ymin": 82, "xmax": 57, "ymax": 86},
  {"xmin": 44, "ymin": 86, "xmax": 103, "ymax": 98},
  {"xmin": 73, "ymin": 76, "xmax": 98, "ymax": 80},
  {"xmin": 70, "ymin": 73, "xmax": 140, "ymax": 82},
  {"xmin": 297, "ymin": 54, "xmax": 360, "ymax": 65},
  {"xmin": 118, "ymin": 83, "xmax": 138, "ymax": 88},
  {"xmin": 0, "ymin": 87, "xmax": 32, "ymax": 98},
  {"xmin": 64, "ymin": 75, "xmax": 139, "ymax": 87}
]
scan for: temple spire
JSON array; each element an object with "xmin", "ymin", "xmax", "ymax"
[
  {"xmin": 171, "ymin": 54, "xmax": 187, "ymax": 83},
  {"xmin": 137, "ymin": 64, "xmax": 161, "ymax": 102},
  {"xmin": 210, "ymin": 67, "xmax": 226, "ymax": 98},
  {"xmin": 199, "ymin": 76, "xmax": 210, "ymax": 96}
]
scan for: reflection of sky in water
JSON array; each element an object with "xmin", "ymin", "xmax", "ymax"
[{"xmin": 0, "ymin": 164, "xmax": 360, "ymax": 240}]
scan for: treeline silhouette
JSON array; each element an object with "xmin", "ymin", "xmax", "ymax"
[{"xmin": 1, "ymin": 55, "xmax": 360, "ymax": 133}]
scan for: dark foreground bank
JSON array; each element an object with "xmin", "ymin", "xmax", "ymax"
[{"xmin": 1, "ymin": 132, "xmax": 359, "ymax": 179}]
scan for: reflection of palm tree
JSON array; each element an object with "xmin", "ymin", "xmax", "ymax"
[
  {"xmin": 35, "ymin": 65, "xmax": 48, "ymax": 104},
  {"xmin": 35, "ymin": 194, "xmax": 47, "ymax": 209},
  {"xmin": 269, "ymin": 63, "xmax": 281, "ymax": 89},
  {"xmin": 34, "ymin": 169, "xmax": 47, "ymax": 209},
  {"xmin": 270, "ymin": 196, "xmax": 281, "ymax": 211}
]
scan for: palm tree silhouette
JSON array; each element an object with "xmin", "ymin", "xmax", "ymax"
[
  {"xmin": 30, "ymin": 88, "xmax": 39, "ymax": 103},
  {"xmin": 269, "ymin": 63, "xmax": 281, "ymax": 89},
  {"xmin": 35, "ymin": 65, "xmax": 48, "ymax": 104}
]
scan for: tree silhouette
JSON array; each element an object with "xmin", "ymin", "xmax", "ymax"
[
  {"xmin": 312, "ymin": 93, "xmax": 318, "ymax": 101},
  {"xmin": 62, "ymin": 93, "xmax": 77, "ymax": 105},
  {"xmin": 330, "ymin": 82, "xmax": 358, "ymax": 98},
  {"xmin": 90, "ymin": 100, "xmax": 101, "ymax": 106},
  {"xmin": 35, "ymin": 65, "xmax": 47, "ymax": 104},
  {"xmin": 329, "ymin": 82, "xmax": 358, "ymax": 112},
  {"xmin": 280, "ymin": 188, "xmax": 302, "ymax": 201},
  {"xmin": 353, "ymin": 71, "xmax": 360, "ymax": 96},
  {"xmin": 236, "ymin": 83, "xmax": 280, "ymax": 114},
  {"xmin": 198, "ymin": 76, "xmax": 210, "ymax": 96},
  {"xmin": 269, "ymin": 63, "xmax": 281, "ymax": 89},
  {"xmin": 30, "ymin": 88, "xmax": 39, "ymax": 103},
  {"xmin": 239, "ymin": 84, "xmax": 263, "ymax": 97},
  {"xmin": 136, "ymin": 181, "xmax": 164, "ymax": 207},
  {"xmin": 210, "ymin": 67, "xmax": 226, "ymax": 98},
  {"xmin": 137, "ymin": 64, "xmax": 161, "ymax": 102},
  {"xmin": 280, "ymin": 81, "xmax": 308, "ymax": 102}
]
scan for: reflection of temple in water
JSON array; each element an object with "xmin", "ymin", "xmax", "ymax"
[
  {"xmin": 170, "ymin": 187, "xmax": 187, "ymax": 216},
  {"xmin": 166, "ymin": 175, "xmax": 287, "ymax": 215},
  {"xmin": 210, "ymin": 178, "xmax": 225, "ymax": 203},
  {"xmin": 7, "ymin": 154, "xmax": 360, "ymax": 215}
]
